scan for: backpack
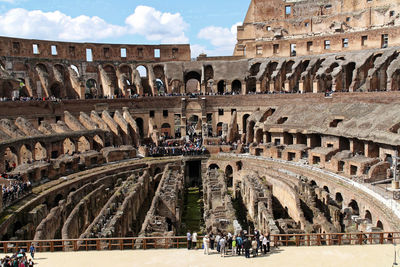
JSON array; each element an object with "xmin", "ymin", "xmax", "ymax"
[{"xmin": 232, "ymin": 240, "xmax": 237, "ymax": 247}]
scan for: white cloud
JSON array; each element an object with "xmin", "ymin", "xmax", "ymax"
[
  {"xmin": 0, "ymin": 6, "xmax": 189, "ymax": 43},
  {"xmin": 196, "ymin": 22, "xmax": 241, "ymax": 56},
  {"xmin": 125, "ymin": 6, "xmax": 189, "ymax": 44}
]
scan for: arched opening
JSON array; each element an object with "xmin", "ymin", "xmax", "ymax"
[
  {"xmin": 170, "ymin": 80, "xmax": 182, "ymax": 94},
  {"xmin": 348, "ymin": 200, "xmax": 360, "ymax": 215},
  {"xmin": 255, "ymin": 128, "xmax": 264, "ymax": 144},
  {"xmin": 184, "ymin": 71, "xmax": 201, "ymax": 94},
  {"xmin": 376, "ymin": 220, "xmax": 384, "ymax": 230},
  {"xmin": 236, "ymin": 161, "xmax": 242, "ymax": 171},
  {"xmin": 204, "ymin": 65, "xmax": 214, "ymax": 93},
  {"xmin": 104, "ymin": 65, "xmax": 119, "ymax": 96},
  {"xmin": 217, "ymin": 80, "xmax": 225, "ymax": 95},
  {"xmin": 365, "ymin": 210, "xmax": 372, "ymax": 223},
  {"xmin": 161, "ymin": 123, "xmax": 171, "ymax": 138},
  {"xmin": 85, "ymin": 79, "xmax": 98, "ymax": 99},
  {"xmin": 232, "ymin": 80, "xmax": 242, "ymax": 95},
  {"xmin": 93, "ymin": 135, "xmax": 104, "ymax": 151},
  {"xmin": 242, "ymin": 114, "xmax": 250, "ymax": 133},
  {"xmin": 310, "ymin": 180, "xmax": 317, "ymax": 187},
  {"xmin": 19, "ymin": 144, "xmax": 33, "ymax": 164},
  {"xmin": 34, "ymin": 142, "xmax": 47, "ymax": 161},
  {"xmin": 0, "ymin": 81, "xmax": 13, "ymax": 98},
  {"xmin": 4, "ymin": 147, "xmax": 18, "ymax": 171},
  {"xmin": 335, "ymin": 192, "xmax": 343, "ymax": 203},
  {"xmin": 136, "ymin": 65, "xmax": 147, "ymax": 78},
  {"xmin": 208, "ymin": 164, "xmax": 220, "ymax": 170},
  {"xmin": 225, "ymin": 165, "xmax": 233, "ymax": 187},
  {"xmin": 135, "ymin": 118, "xmax": 144, "ymax": 138},
  {"xmin": 77, "ymin": 136, "xmax": 90, "ymax": 153},
  {"xmin": 246, "ymin": 77, "xmax": 257, "ymax": 94},
  {"xmin": 119, "ymin": 65, "xmax": 133, "ymax": 96},
  {"xmin": 49, "ymin": 82, "xmax": 62, "ymax": 98},
  {"xmin": 155, "ymin": 78, "xmax": 165, "ymax": 95},
  {"xmin": 63, "ymin": 138, "xmax": 76, "ymax": 155},
  {"xmin": 54, "ymin": 194, "xmax": 64, "ymax": 207},
  {"xmin": 323, "ymin": 186, "xmax": 330, "ymax": 193}
]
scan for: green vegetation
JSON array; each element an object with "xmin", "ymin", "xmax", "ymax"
[{"xmin": 180, "ymin": 187, "xmax": 203, "ymax": 235}]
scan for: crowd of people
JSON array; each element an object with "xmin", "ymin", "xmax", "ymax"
[
  {"xmin": 187, "ymin": 229, "xmax": 271, "ymax": 258},
  {"xmin": 0, "ymin": 245, "xmax": 35, "ymax": 267},
  {"xmin": 1, "ymin": 173, "xmax": 32, "ymax": 208},
  {"xmin": 148, "ymin": 137, "xmax": 206, "ymax": 157}
]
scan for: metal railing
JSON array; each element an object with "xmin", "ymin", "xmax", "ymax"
[{"xmin": 1, "ymin": 232, "xmax": 398, "ymax": 254}]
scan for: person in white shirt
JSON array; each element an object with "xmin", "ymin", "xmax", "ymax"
[
  {"xmin": 203, "ymin": 235, "xmax": 210, "ymax": 255},
  {"xmin": 192, "ymin": 232, "xmax": 198, "ymax": 249}
]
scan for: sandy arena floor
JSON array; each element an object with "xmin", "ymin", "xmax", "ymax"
[{"xmin": 1, "ymin": 244, "xmax": 398, "ymax": 267}]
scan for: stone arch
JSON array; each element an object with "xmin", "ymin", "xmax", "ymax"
[
  {"xmin": 225, "ymin": 165, "xmax": 233, "ymax": 187},
  {"xmin": 34, "ymin": 142, "xmax": 47, "ymax": 161},
  {"xmin": 246, "ymin": 77, "xmax": 257, "ymax": 93},
  {"xmin": 49, "ymin": 82, "xmax": 63, "ymax": 98},
  {"xmin": 335, "ymin": 192, "xmax": 343, "ymax": 203},
  {"xmin": 232, "ymin": 80, "xmax": 242, "ymax": 95},
  {"xmin": 19, "ymin": 144, "xmax": 33, "ymax": 164},
  {"xmin": 93, "ymin": 135, "xmax": 104, "ymax": 151},
  {"xmin": 77, "ymin": 136, "xmax": 90, "ymax": 153},
  {"xmin": 103, "ymin": 64, "xmax": 119, "ymax": 95},
  {"xmin": 323, "ymin": 185, "xmax": 330, "ymax": 193},
  {"xmin": 376, "ymin": 220, "xmax": 384, "ymax": 230},
  {"xmin": 170, "ymin": 79, "xmax": 182, "ymax": 94},
  {"xmin": 310, "ymin": 180, "xmax": 317, "ymax": 187},
  {"xmin": 136, "ymin": 65, "xmax": 148, "ymax": 78},
  {"xmin": 155, "ymin": 78, "xmax": 165, "ymax": 95},
  {"xmin": 135, "ymin": 117, "xmax": 144, "ymax": 138},
  {"xmin": 85, "ymin": 79, "xmax": 98, "ymax": 99},
  {"xmin": 184, "ymin": 71, "xmax": 201, "ymax": 94},
  {"xmin": 365, "ymin": 210, "xmax": 372, "ymax": 223},
  {"xmin": 208, "ymin": 163, "xmax": 220, "ymax": 170},
  {"xmin": 348, "ymin": 199, "xmax": 360, "ymax": 215},
  {"xmin": 236, "ymin": 161, "xmax": 242, "ymax": 171},
  {"xmin": 217, "ymin": 80, "xmax": 226, "ymax": 95},
  {"xmin": 54, "ymin": 194, "xmax": 64, "ymax": 207},
  {"xmin": 63, "ymin": 138, "xmax": 76, "ymax": 155}
]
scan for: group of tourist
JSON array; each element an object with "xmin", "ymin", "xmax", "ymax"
[
  {"xmin": 1, "ymin": 173, "xmax": 32, "ymax": 207},
  {"xmin": 187, "ymin": 229, "xmax": 271, "ymax": 258},
  {"xmin": 148, "ymin": 138, "xmax": 206, "ymax": 157},
  {"xmin": 0, "ymin": 245, "xmax": 35, "ymax": 267}
]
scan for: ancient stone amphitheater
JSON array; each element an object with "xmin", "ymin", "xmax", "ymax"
[{"xmin": 0, "ymin": 0, "xmax": 400, "ymax": 250}]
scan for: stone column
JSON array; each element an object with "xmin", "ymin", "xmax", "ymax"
[{"xmin": 256, "ymin": 81, "xmax": 262, "ymax": 93}]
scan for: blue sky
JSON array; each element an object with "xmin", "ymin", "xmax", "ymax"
[{"xmin": 0, "ymin": 0, "xmax": 250, "ymax": 57}]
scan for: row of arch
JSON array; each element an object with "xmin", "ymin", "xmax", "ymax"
[
  {"xmin": 309, "ymin": 180, "xmax": 384, "ymax": 230},
  {"xmin": 2, "ymin": 135, "xmax": 105, "ymax": 169}
]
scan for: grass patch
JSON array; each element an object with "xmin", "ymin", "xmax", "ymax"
[{"xmin": 180, "ymin": 187, "xmax": 203, "ymax": 235}]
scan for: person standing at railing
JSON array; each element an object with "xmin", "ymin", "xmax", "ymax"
[
  {"xmin": 186, "ymin": 231, "xmax": 191, "ymax": 250},
  {"xmin": 203, "ymin": 235, "xmax": 210, "ymax": 255},
  {"xmin": 29, "ymin": 244, "xmax": 35, "ymax": 259},
  {"xmin": 192, "ymin": 232, "xmax": 198, "ymax": 249}
]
